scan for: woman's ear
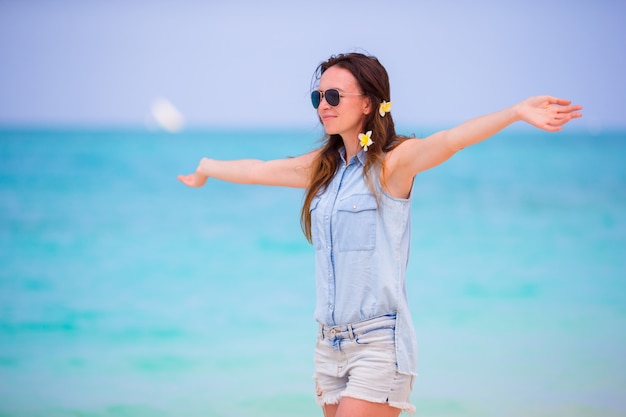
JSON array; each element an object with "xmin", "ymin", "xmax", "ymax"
[{"xmin": 362, "ymin": 96, "xmax": 373, "ymax": 115}]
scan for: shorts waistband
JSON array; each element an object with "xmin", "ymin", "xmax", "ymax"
[{"xmin": 318, "ymin": 314, "xmax": 396, "ymax": 341}]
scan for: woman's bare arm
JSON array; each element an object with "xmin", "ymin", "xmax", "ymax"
[
  {"xmin": 384, "ymin": 96, "xmax": 582, "ymax": 198},
  {"xmin": 177, "ymin": 150, "xmax": 319, "ymax": 189}
]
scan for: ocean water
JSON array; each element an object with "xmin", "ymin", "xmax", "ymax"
[{"xmin": 0, "ymin": 127, "xmax": 624, "ymax": 417}]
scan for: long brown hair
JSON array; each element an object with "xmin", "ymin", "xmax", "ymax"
[{"xmin": 301, "ymin": 53, "xmax": 408, "ymax": 242}]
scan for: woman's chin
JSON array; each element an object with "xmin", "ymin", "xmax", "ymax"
[{"xmin": 323, "ymin": 126, "xmax": 339, "ymax": 136}]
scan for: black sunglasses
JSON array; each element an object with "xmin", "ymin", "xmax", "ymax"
[{"xmin": 311, "ymin": 89, "xmax": 364, "ymax": 109}]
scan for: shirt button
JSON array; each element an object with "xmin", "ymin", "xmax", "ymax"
[{"xmin": 353, "ymin": 205, "xmax": 357, "ymax": 209}]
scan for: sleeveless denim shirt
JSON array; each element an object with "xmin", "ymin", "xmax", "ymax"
[{"xmin": 310, "ymin": 147, "xmax": 418, "ymax": 375}]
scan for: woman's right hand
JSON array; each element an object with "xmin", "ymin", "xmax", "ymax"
[{"xmin": 177, "ymin": 172, "xmax": 208, "ymax": 187}]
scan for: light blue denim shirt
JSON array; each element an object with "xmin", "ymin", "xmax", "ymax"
[{"xmin": 310, "ymin": 147, "xmax": 418, "ymax": 375}]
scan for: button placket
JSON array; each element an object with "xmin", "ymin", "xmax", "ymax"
[{"xmin": 323, "ymin": 161, "xmax": 350, "ymax": 325}]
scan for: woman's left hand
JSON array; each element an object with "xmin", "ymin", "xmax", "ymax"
[{"xmin": 516, "ymin": 95, "xmax": 583, "ymax": 132}]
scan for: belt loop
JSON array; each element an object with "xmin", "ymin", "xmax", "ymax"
[
  {"xmin": 319, "ymin": 324, "xmax": 325, "ymax": 340},
  {"xmin": 347, "ymin": 324, "xmax": 355, "ymax": 340}
]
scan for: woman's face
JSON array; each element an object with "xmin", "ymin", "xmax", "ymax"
[{"xmin": 316, "ymin": 66, "xmax": 371, "ymax": 139}]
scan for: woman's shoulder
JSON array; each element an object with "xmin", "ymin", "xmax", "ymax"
[{"xmin": 385, "ymin": 136, "xmax": 422, "ymax": 162}]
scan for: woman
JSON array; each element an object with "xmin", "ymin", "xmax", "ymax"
[{"xmin": 178, "ymin": 53, "xmax": 582, "ymax": 417}]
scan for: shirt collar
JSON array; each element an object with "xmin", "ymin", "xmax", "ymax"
[{"xmin": 338, "ymin": 147, "xmax": 367, "ymax": 166}]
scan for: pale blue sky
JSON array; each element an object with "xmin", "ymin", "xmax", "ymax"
[{"xmin": 0, "ymin": 0, "xmax": 624, "ymax": 131}]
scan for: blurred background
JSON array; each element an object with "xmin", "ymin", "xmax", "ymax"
[
  {"xmin": 1, "ymin": 0, "xmax": 624, "ymax": 130},
  {"xmin": 1, "ymin": 1, "xmax": 625, "ymax": 417}
]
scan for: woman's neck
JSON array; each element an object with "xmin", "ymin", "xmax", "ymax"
[{"xmin": 340, "ymin": 132, "xmax": 361, "ymax": 164}]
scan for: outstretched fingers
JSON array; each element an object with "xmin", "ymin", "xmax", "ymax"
[
  {"xmin": 549, "ymin": 96, "xmax": 583, "ymax": 114},
  {"xmin": 530, "ymin": 95, "xmax": 581, "ymax": 131},
  {"xmin": 544, "ymin": 106, "xmax": 582, "ymax": 131},
  {"xmin": 547, "ymin": 96, "xmax": 572, "ymax": 107},
  {"xmin": 560, "ymin": 105, "xmax": 584, "ymax": 118},
  {"xmin": 177, "ymin": 172, "xmax": 208, "ymax": 187}
]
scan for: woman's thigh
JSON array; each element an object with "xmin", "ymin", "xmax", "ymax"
[{"xmin": 323, "ymin": 397, "xmax": 402, "ymax": 417}]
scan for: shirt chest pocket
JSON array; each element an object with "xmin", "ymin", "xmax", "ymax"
[{"xmin": 335, "ymin": 194, "xmax": 377, "ymax": 252}]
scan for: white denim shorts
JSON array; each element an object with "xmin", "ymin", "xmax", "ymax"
[{"xmin": 313, "ymin": 315, "xmax": 415, "ymax": 413}]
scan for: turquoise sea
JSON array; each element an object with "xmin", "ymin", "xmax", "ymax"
[{"xmin": 0, "ymin": 127, "xmax": 624, "ymax": 417}]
